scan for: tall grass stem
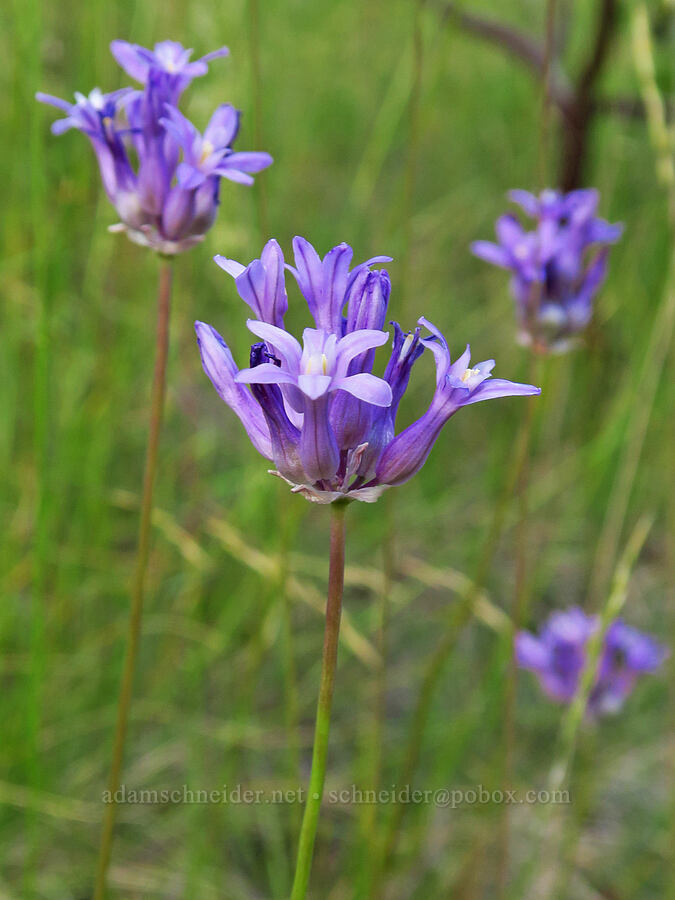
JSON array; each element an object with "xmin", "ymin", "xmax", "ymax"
[
  {"xmin": 93, "ymin": 258, "xmax": 173, "ymax": 899},
  {"xmin": 248, "ymin": 0, "xmax": 269, "ymax": 238}
]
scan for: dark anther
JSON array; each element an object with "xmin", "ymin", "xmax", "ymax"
[{"xmin": 250, "ymin": 341, "xmax": 282, "ymax": 368}]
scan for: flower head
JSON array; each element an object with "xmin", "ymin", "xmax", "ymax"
[
  {"xmin": 516, "ymin": 607, "xmax": 668, "ymax": 716},
  {"xmin": 196, "ymin": 237, "xmax": 540, "ymax": 503},
  {"xmin": 471, "ymin": 189, "xmax": 623, "ymax": 353},
  {"xmin": 37, "ymin": 40, "xmax": 272, "ymax": 255}
]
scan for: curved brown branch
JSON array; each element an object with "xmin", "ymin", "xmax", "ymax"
[
  {"xmin": 438, "ymin": 0, "xmax": 622, "ymax": 190},
  {"xmin": 439, "ymin": 2, "xmax": 576, "ymax": 116},
  {"xmin": 560, "ymin": 0, "xmax": 618, "ymax": 190}
]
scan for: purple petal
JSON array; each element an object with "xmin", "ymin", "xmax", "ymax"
[
  {"xmin": 236, "ymin": 363, "xmax": 297, "ymax": 386},
  {"xmin": 217, "ymin": 168, "xmax": 255, "ymax": 185},
  {"xmin": 418, "ymin": 316, "xmax": 451, "ymax": 385},
  {"xmin": 515, "ymin": 632, "xmax": 550, "ymax": 670},
  {"xmin": 508, "ymin": 189, "xmax": 540, "ymax": 217},
  {"xmin": 336, "ymin": 329, "xmax": 389, "ymax": 372},
  {"xmin": 160, "ymin": 105, "xmax": 200, "ymax": 153},
  {"xmin": 462, "ymin": 378, "xmax": 541, "ymax": 406},
  {"xmin": 333, "ymin": 373, "xmax": 392, "ymax": 406},
  {"xmin": 297, "ymin": 374, "xmax": 332, "ymax": 400},
  {"xmin": 204, "ymin": 104, "xmax": 240, "ymax": 148},
  {"xmin": 36, "ymin": 92, "xmax": 73, "ymax": 112},
  {"xmin": 290, "ymin": 236, "xmax": 323, "ymax": 321},
  {"xmin": 110, "ymin": 40, "xmax": 150, "ymax": 82},
  {"xmin": 495, "ymin": 213, "xmax": 525, "ymax": 248},
  {"xmin": 320, "ymin": 243, "xmax": 353, "ymax": 332},
  {"xmin": 587, "ymin": 219, "xmax": 623, "ymax": 245},
  {"xmin": 470, "ymin": 240, "xmax": 511, "ymax": 269},
  {"xmin": 51, "ymin": 118, "xmax": 77, "ymax": 136},
  {"xmin": 214, "ymin": 255, "xmax": 245, "ymax": 278},
  {"xmin": 299, "ymin": 396, "xmax": 339, "ymax": 482},
  {"xmin": 447, "ymin": 344, "xmax": 471, "ymax": 380},
  {"xmin": 199, "ymin": 46, "xmax": 230, "ymax": 64},
  {"xmin": 176, "ymin": 162, "xmax": 206, "ymax": 190},
  {"xmin": 219, "ymin": 151, "xmax": 273, "ymax": 173},
  {"xmin": 194, "ymin": 321, "xmax": 272, "ymax": 458},
  {"xmin": 246, "ymin": 320, "xmax": 302, "ymax": 369}
]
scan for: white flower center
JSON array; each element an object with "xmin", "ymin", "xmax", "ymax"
[
  {"xmin": 461, "ymin": 367, "xmax": 481, "ymax": 384},
  {"xmin": 200, "ymin": 140, "xmax": 215, "ymax": 165}
]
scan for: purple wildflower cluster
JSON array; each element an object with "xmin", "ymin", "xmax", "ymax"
[
  {"xmin": 37, "ymin": 41, "xmax": 272, "ymax": 255},
  {"xmin": 472, "ymin": 189, "xmax": 623, "ymax": 352},
  {"xmin": 516, "ymin": 608, "xmax": 668, "ymax": 716},
  {"xmin": 196, "ymin": 237, "xmax": 541, "ymax": 503}
]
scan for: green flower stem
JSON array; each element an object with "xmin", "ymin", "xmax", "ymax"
[
  {"xmin": 290, "ymin": 500, "xmax": 348, "ymax": 900},
  {"xmin": 93, "ymin": 258, "xmax": 173, "ymax": 900}
]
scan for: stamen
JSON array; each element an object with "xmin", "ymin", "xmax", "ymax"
[
  {"xmin": 200, "ymin": 140, "xmax": 215, "ymax": 164},
  {"xmin": 399, "ymin": 332, "xmax": 415, "ymax": 362},
  {"xmin": 461, "ymin": 367, "xmax": 481, "ymax": 383}
]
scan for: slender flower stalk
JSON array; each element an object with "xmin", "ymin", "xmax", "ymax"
[
  {"xmin": 93, "ymin": 259, "xmax": 173, "ymax": 900},
  {"xmin": 290, "ymin": 500, "xmax": 347, "ymax": 899}
]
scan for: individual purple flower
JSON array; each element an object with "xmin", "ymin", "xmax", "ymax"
[
  {"xmin": 37, "ymin": 40, "xmax": 272, "ymax": 255},
  {"xmin": 110, "ymin": 39, "xmax": 229, "ymax": 101},
  {"xmin": 196, "ymin": 237, "xmax": 541, "ymax": 503},
  {"xmin": 516, "ymin": 608, "xmax": 668, "ymax": 716},
  {"xmin": 471, "ymin": 188, "xmax": 623, "ymax": 353},
  {"xmin": 161, "ymin": 104, "xmax": 272, "ymax": 188}
]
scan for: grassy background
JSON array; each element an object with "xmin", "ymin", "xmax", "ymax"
[{"xmin": 2, "ymin": 0, "xmax": 673, "ymax": 896}]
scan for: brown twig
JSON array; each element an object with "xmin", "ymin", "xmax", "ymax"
[
  {"xmin": 440, "ymin": 1, "xmax": 575, "ymax": 116},
  {"xmin": 438, "ymin": 0, "xmax": 622, "ymax": 189},
  {"xmin": 560, "ymin": 0, "xmax": 619, "ymax": 190}
]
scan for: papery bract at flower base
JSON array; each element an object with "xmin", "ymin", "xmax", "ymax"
[
  {"xmin": 516, "ymin": 607, "xmax": 668, "ymax": 716},
  {"xmin": 471, "ymin": 188, "xmax": 623, "ymax": 352},
  {"xmin": 196, "ymin": 237, "xmax": 541, "ymax": 504},
  {"xmin": 37, "ymin": 40, "xmax": 272, "ymax": 255}
]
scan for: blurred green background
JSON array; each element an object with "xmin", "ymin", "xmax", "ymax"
[{"xmin": 2, "ymin": 0, "xmax": 673, "ymax": 896}]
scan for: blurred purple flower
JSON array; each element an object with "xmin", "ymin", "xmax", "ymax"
[
  {"xmin": 471, "ymin": 188, "xmax": 623, "ymax": 353},
  {"xmin": 111, "ymin": 39, "xmax": 229, "ymax": 101},
  {"xmin": 196, "ymin": 237, "xmax": 540, "ymax": 503},
  {"xmin": 37, "ymin": 40, "xmax": 272, "ymax": 255},
  {"xmin": 516, "ymin": 607, "xmax": 668, "ymax": 716}
]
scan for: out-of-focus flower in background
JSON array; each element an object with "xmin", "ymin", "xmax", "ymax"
[
  {"xmin": 37, "ymin": 40, "xmax": 272, "ymax": 255},
  {"xmin": 196, "ymin": 237, "xmax": 541, "ymax": 503},
  {"xmin": 471, "ymin": 189, "xmax": 623, "ymax": 353},
  {"xmin": 515, "ymin": 607, "xmax": 668, "ymax": 716}
]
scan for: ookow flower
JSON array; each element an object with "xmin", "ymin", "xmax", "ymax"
[
  {"xmin": 196, "ymin": 237, "xmax": 541, "ymax": 503},
  {"xmin": 515, "ymin": 607, "xmax": 668, "ymax": 716},
  {"xmin": 110, "ymin": 39, "xmax": 230, "ymax": 100},
  {"xmin": 471, "ymin": 189, "xmax": 623, "ymax": 352},
  {"xmin": 37, "ymin": 40, "xmax": 272, "ymax": 255}
]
